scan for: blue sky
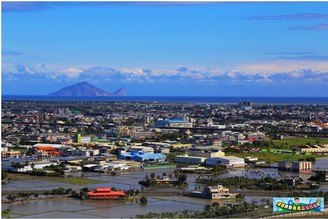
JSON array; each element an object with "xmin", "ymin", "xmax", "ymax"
[{"xmin": 2, "ymin": 1, "xmax": 328, "ymax": 96}]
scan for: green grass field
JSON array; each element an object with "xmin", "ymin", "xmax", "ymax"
[
  {"xmin": 226, "ymin": 152, "xmax": 327, "ymax": 164},
  {"xmin": 271, "ymin": 138, "xmax": 328, "ymax": 148}
]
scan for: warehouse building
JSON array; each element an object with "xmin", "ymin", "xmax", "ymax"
[
  {"xmin": 174, "ymin": 155, "xmax": 206, "ymax": 165},
  {"xmin": 205, "ymin": 156, "xmax": 245, "ymax": 167}
]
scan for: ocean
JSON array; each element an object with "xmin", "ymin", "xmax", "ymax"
[{"xmin": 2, "ymin": 95, "xmax": 328, "ymax": 104}]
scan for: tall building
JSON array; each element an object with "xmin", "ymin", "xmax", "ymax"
[{"xmin": 239, "ymin": 100, "xmax": 252, "ymax": 110}]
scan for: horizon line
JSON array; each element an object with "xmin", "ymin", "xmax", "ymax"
[{"xmin": 2, "ymin": 95, "xmax": 328, "ymax": 98}]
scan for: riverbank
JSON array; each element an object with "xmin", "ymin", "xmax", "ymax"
[{"xmin": 230, "ymin": 189, "xmax": 292, "ymax": 196}]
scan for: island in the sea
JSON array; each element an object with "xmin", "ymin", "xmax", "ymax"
[{"xmin": 49, "ymin": 81, "xmax": 125, "ymax": 96}]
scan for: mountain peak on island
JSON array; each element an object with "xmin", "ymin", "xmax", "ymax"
[{"xmin": 49, "ymin": 82, "xmax": 125, "ymax": 97}]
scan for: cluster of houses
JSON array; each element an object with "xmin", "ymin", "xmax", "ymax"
[
  {"xmin": 1, "ymin": 142, "xmax": 166, "ymax": 173},
  {"xmin": 2, "ymin": 128, "xmax": 328, "ymax": 178}
]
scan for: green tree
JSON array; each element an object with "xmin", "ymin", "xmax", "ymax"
[
  {"xmin": 65, "ymin": 188, "xmax": 73, "ymax": 195},
  {"xmin": 139, "ymin": 196, "xmax": 148, "ymax": 204},
  {"xmin": 2, "ymin": 171, "xmax": 8, "ymax": 180},
  {"xmin": 2, "ymin": 208, "xmax": 11, "ymax": 218},
  {"xmin": 178, "ymin": 173, "xmax": 187, "ymax": 183},
  {"xmin": 7, "ymin": 194, "xmax": 16, "ymax": 203},
  {"xmin": 124, "ymin": 117, "xmax": 136, "ymax": 126}
]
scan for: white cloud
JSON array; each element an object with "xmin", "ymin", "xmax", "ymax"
[
  {"xmin": 235, "ymin": 60, "xmax": 328, "ymax": 75},
  {"xmin": 58, "ymin": 67, "xmax": 85, "ymax": 78},
  {"xmin": 3, "ymin": 60, "xmax": 328, "ymax": 85},
  {"xmin": 16, "ymin": 64, "xmax": 36, "ymax": 74},
  {"xmin": 119, "ymin": 68, "xmax": 148, "ymax": 76},
  {"xmin": 289, "ymin": 71, "xmax": 305, "ymax": 78},
  {"xmin": 227, "ymin": 71, "xmax": 237, "ymax": 78}
]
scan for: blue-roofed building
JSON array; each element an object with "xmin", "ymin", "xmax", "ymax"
[
  {"xmin": 154, "ymin": 118, "xmax": 192, "ymax": 128},
  {"xmin": 118, "ymin": 152, "xmax": 166, "ymax": 162}
]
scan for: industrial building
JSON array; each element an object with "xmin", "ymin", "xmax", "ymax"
[{"xmin": 205, "ymin": 156, "xmax": 245, "ymax": 167}]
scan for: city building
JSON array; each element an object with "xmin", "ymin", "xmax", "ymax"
[
  {"xmin": 74, "ymin": 134, "xmax": 92, "ymax": 143},
  {"xmin": 130, "ymin": 131, "xmax": 155, "ymax": 140},
  {"xmin": 188, "ymin": 185, "xmax": 238, "ymax": 199},
  {"xmin": 2, "ymin": 150, "xmax": 20, "ymax": 159},
  {"xmin": 239, "ymin": 100, "xmax": 252, "ymax": 110},
  {"xmin": 73, "ymin": 148, "xmax": 99, "ymax": 156}
]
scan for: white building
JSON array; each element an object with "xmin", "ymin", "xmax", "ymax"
[
  {"xmin": 205, "ymin": 156, "xmax": 245, "ymax": 167},
  {"xmin": 32, "ymin": 143, "xmax": 70, "ymax": 150},
  {"xmin": 74, "ymin": 148, "xmax": 99, "ymax": 156},
  {"xmin": 2, "ymin": 160, "xmax": 57, "ymax": 172},
  {"xmin": 129, "ymin": 146, "xmax": 154, "ymax": 154},
  {"xmin": 81, "ymin": 136, "xmax": 92, "ymax": 143},
  {"xmin": 278, "ymin": 160, "xmax": 312, "ymax": 172}
]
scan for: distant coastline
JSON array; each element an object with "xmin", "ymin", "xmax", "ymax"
[{"xmin": 2, "ymin": 95, "xmax": 328, "ymax": 104}]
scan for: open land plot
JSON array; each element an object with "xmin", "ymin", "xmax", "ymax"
[{"xmin": 6, "ymin": 173, "xmax": 105, "ymax": 185}]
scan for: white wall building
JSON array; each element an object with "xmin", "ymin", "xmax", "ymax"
[
  {"xmin": 81, "ymin": 136, "xmax": 92, "ymax": 143},
  {"xmin": 205, "ymin": 156, "xmax": 245, "ymax": 167}
]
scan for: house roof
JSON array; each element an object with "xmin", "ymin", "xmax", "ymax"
[{"xmin": 35, "ymin": 146, "xmax": 57, "ymax": 151}]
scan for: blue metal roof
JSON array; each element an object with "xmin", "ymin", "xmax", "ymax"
[
  {"xmin": 119, "ymin": 152, "xmax": 166, "ymax": 159},
  {"xmin": 166, "ymin": 119, "xmax": 187, "ymax": 122}
]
